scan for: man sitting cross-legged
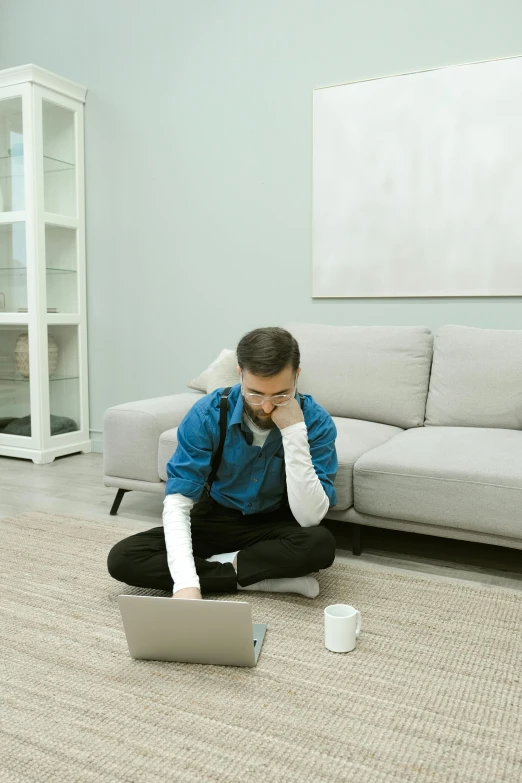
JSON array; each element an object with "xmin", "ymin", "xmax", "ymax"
[{"xmin": 107, "ymin": 327, "xmax": 338, "ymax": 599}]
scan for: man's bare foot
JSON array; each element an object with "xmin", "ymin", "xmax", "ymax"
[{"xmin": 173, "ymin": 587, "xmax": 202, "ymax": 600}]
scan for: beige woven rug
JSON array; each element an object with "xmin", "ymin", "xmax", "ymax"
[{"xmin": 1, "ymin": 510, "xmax": 521, "ymax": 783}]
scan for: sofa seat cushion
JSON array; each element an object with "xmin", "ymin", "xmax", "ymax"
[
  {"xmin": 354, "ymin": 427, "xmax": 522, "ymax": 537},
  {"xmin": 330, "ymin": 418, "xmax": 403, "ymax": 509},
  {"xmin": 159, "ymin": 417, "xmax": 403, "ymax": 511}
]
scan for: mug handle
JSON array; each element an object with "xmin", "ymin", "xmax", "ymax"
[{"xmin": 355, "ymin": 610, "xmax": 362, "ymax": 637}]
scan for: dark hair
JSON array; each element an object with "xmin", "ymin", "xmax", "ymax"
[{"xmin": 237, "ymin": 327, "xmax": 300, "ymax": 378}]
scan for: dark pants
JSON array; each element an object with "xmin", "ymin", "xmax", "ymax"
[{"xmin": 107, "ymin": 495, "xmax": 336, "ymax": 594}]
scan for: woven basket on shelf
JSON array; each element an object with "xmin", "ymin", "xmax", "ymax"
[{"xmin": 14, "ymin": 333, "xmax": 59, "ymax": 378}]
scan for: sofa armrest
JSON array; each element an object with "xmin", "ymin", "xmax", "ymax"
[{"xmin": 103, "ymin": 391, "xmax": 204, "ymax": 484}]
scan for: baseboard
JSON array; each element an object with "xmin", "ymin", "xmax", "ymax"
[{"xmin": 90, "ymin": 430, "xmax": 103, "ymax": 453}]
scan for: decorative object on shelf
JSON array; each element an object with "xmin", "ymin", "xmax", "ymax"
[
  {"xmin": 14, "ymin": 333, "xmax": 59, "ymax": 378},
  {"xmin": 7, "ymin": 142, "xmax": 24, "ymax": 157},
  {"xmin": 0, "ymin": 417, "xmax": 17, "ymax": 432},
  {"xmin": 13, "ymin": 333, "xmax": 29, "ymax": 377},
  {"xmin": 2, "ymin": 413, "xmax": 77, "ymax": 437}
]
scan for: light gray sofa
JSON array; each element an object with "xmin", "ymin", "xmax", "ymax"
[{"xmin": 103, "ymin": 323, "xmax": 522, "ymax": 556}]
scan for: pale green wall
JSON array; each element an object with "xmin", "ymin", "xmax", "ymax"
[{"xmin": 1, "ymin": 0, "xmax": 521, "ymax": 440}]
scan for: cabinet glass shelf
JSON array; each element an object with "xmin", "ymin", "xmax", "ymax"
[
  {"xmin": 0, "ymin": 266, "xmax": 76, "ymax": 274},
  {"xmin": 0, "ymin": 373, "xmax": 79, "ymax": 382},
  {"xmin": 0, "ymin": 154, "xmax": 75, "ymax": 178}
]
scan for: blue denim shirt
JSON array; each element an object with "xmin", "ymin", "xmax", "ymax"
[{"xmin": 165, "ymin": 384, "xmax": 338, "ymax": 515}]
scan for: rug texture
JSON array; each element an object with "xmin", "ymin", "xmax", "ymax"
[{"xmin": 1, "ymin": 510, "xmax": 521, "ymax": 783}]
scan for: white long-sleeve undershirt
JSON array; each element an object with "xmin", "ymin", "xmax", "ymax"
[
  {"xmin": 162, "ymin": 493, "xmax": 197, "ymax": 593},
  {"xmin": 163, "ymin": 417, "xmax": 330, "ymax": 594},
  {"xmin": 280, "ymin": 420, "xmax": 330, "ymax": 526}
]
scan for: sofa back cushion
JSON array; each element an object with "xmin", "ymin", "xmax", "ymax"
[
  {"xmin": 283, "ymin": 323, "xmax": 433, "ymax": 428},
  {"xmin": 425, "ymin": 325, "xmax": 522, "ymax": 429}
]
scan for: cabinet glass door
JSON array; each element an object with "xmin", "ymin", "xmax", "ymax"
[
  {"xmin": 45, "ymin": 226, "xmax": 78, "ymax": 314},
  {"xmin": 0, "ymin": 97, "xmax": 24, "ymax": 213},
  {"xmin": 0, "ymin": 98, "xmax": 28, "ymax": 316},
  {"xmin": 42, "ymin": 100, "xmax": 76, "ymax": 217},
  {"xmin": 0, "ymin": 325, "xmax": 32, "ymax": 437},
  {"xmin": 0, "ymin": 222, "xmax": 27, "ymax": 314},
  {"xmin": 48, "ymin": 325, "xmax": 80, "ymax": 436}
]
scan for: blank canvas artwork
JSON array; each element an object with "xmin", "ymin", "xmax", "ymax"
[{"xmin": 312, "ymin": 56, "xmax": 522, "ymax": 297}]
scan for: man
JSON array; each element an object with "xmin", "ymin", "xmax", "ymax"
[{"xmin": 107, "ymin": 327, "xmax": 338, "ymax": 599}]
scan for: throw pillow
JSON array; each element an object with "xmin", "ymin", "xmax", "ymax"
[{"xmin": 187, "ymin": 349, "xmax": 239, "ymax": 393}]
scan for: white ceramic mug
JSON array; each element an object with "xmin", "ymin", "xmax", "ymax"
[{"xmin": 324, "ymin": 604, "xmax": 361, "ymax": 653}]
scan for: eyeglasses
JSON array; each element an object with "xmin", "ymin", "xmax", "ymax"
[{"xmin": 241, "ymin": 373, "xmax": 297, "ymax": 407}]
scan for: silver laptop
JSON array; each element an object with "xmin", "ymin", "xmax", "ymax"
[{"xmin": 117, "ymin": 594, "xmax": 267, "ymax": 667}]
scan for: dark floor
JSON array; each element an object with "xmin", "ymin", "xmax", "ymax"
[{"xmin": 323, "ymin": 519, "xmax": 522, "ymax": 576}]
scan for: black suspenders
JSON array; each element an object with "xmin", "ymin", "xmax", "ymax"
[
  {"xmin": 204, "ymin": 386, "xmax": 232, "ymax": 496},
  {"xmin": 204, "ymin": 387, "xmax": 305, "ymax": 498}
]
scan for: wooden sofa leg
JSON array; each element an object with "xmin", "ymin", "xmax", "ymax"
[
  {"xmin": 110, "ymin": 488, "xmax": 130, "ymax": 516},
  {"xmin": 352, "ymin": 523, "xmax": 363, "ymax": 556}
]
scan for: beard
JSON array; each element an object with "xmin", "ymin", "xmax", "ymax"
[{"xmin": 242, "ymin": 396, "xmax": 276, "ymax": 430}]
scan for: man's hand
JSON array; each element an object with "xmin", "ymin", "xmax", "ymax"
[
  {"xmin": 270, "ymin": 398, "xmax": 304, "ymax": 430},
  {"xmin": 173, "ymin": 587, "xmax": 202, "ymax": 600}
]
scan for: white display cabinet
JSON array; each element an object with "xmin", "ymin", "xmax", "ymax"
[{"xmin": 0, "ymin": 65, "xmax": 90, "ymax": 463}]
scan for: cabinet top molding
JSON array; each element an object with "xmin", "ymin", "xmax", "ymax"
[{"xmin": 0, "ymin": 64, "xmax": 87, "ymax": 103}]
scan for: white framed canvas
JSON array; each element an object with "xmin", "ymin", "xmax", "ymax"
[{"xmin": 312, "ymin": 56, "xmax": 522, "ymax": 297}]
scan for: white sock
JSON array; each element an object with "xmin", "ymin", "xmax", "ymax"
[
  {"xmin": 237, "ymin": 576, "xmax": 320, "ymax": 599},
  {"xmin": 206, "ymin": 551, "xmax": 239, "ymax": 570},
  {"xmin": 206, "ymin": 552, "xmax": 320, "ymax": 598}
]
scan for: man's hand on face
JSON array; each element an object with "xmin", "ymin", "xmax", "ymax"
[{"xmin": 270, "ymin": 397, "xmax": 304, "ymax": 430}]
